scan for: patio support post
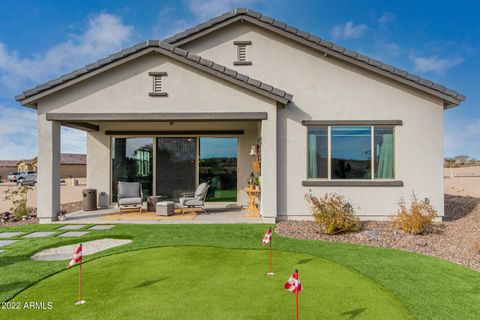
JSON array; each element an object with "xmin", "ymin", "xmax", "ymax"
[
  {"xmin": 37, "ymin": 113, "xmax": 61, "ymax": 223},
  {"xmin": 260, "ymin": 113, "xmax": 277, "ymax": 223}
]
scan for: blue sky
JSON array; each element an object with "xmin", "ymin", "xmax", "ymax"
[{"xmin": 0, "ymin": 0, "xmax": 478, "ymax": 160}]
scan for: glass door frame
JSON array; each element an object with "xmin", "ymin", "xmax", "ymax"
[{"xmin": 110, "ymin": 134, "xmax": 239, "ymax": 202}]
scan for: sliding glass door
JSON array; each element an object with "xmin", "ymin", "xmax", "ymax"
[
  {"xmin": 112, "ymin": 138, "xmax": 153, "ymax": 202},
  {"xmin": 112, "ymin": 136, "xmax": 238, "ymax": 203},
  {"xmin": 156, "ymin": 137, "xmax": 197, "ymax": 200},
  {"xmin": 199, "ymin": 137, "xmax": 237, "ymax": 202}
]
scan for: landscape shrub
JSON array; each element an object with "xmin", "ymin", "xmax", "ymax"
[
  {"xmin": 305, "ymin": 192, "xmax": 360, "ymax": 234},
  {"xmin": 3, "ymin": 186, "xmax": 34, "ymax": 220},
  {"xmin": 474, "ymin": 242, "xmax": 480, "ymax": 255},
  {"xmin": 394, "ymin": 193, "xmax": 437, "ymax": 235}
]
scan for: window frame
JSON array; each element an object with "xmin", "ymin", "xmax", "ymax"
[{"xmin": 306, "ymin": 124, "xmax": 397, "ymax": 181}]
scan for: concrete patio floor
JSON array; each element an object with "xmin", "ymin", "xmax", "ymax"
[{"xmin": 59, "ymin": 202, "xmax": 264, "ymax": 224}]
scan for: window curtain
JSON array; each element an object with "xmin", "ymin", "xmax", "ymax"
[
  {"xmin": 376, "ymin": 133, "xmax": 394, "ymax": 178},
  {"xmin": 308, "ymin": 134, "xmax": 318, "ymax": 178}
]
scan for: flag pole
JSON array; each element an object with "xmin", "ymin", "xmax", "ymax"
[
  {"xmin": 266, "ymin": 227, "xmax": 274, "ymax": 276},
  {"xmin": 295, "ymin": 269, "xmax": 299, "ymax": 320},
  {"xmin": 269, "ymin": 239, "xmax": 272, "ymax": 274},
  {"xmin": 79, "ymin": 259, "xmax": 82, "ymax": 302},
  {"xmin": 75, "ymin": 243, "xmax": 85, "ymax": 305},
  {"xmin": 296, "ymin": 291, "xmax": 299, "ymax": 320}
]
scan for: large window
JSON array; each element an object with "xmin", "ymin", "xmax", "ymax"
[
  {"xmin": 307, "ymin": 126, "xmax": 394, "ymax": 180},
  {"xmin": 112, "ymin": 138, "xmax": 153, "ymax": 201},
  {"xmin": 199, "ymin": 137, "xmax": 238, "ymax": 202}
]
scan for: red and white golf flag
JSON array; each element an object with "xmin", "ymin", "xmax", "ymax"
[
  {"xmin": 67, "ymin": 244, "xmax": 82, "ymax": 268},
  {"xmin": 262, "ymin": 227, "xmax": 272, "ymax": 245},
  {"xmin": 284, "ymin": 270, "xmax": 302, "ymax": 293}
]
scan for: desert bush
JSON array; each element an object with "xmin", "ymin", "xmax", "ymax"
[
  {"xmin": 3, "ymin": 186, "xmax": 33, "ymax": 220},
  {"xmin": 305, "ymin": 192, "xmax": 360, "ymax": 234},
  {"xmin": 474, "ymin": 242, "xmax": 480, "ymax": 255},
  {"xmin": 394, "ymin": 193, "xmax": 437, "ymax": 235}
]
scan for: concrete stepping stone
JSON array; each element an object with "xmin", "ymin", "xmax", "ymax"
[
  {"xmin": 0, "ymin": 240, "xmax": 17, "ymax": 247},
  {"xmin": 32, "ymin": 239, "xmax": 132, "ymax": 260},
  {"xmin": 88, "ymin": 225, "xmax": 115, "ymax": 230},
  {"xmin": 22, "ymin": 232, "xmax": 56, "ymax": 238},
  {"xmin": 0, "ymin": 232, "xmax": 23, "ymax": 238},
  {"xmin": 57, "ymin": 225, "xmax": 87, "ymax": 230},
  {"xmin": 58, "ymin": 231, "xmax": 89, "ymax": 237}
]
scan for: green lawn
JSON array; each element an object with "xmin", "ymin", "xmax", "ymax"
[{"xmin": 0, "ymin": 224, "xmax": 479, "ymax": 319}]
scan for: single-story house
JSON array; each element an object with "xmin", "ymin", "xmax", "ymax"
[
  {"xmin": 17, "ymin": 158, "xmax": 37, "ymax": 172},
  {"xmin": 16, "ymin": 8, "xmax": 464, "ymax": 223},
  {"xmin": 0, "ymin": 160, "xmax": 18, "ymax": 181},
  {"xmin": 17, "ymin": 154, "xmax": 86, "ymax": 178}
]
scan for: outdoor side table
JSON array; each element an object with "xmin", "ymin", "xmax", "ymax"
[
  {"xmin": 244, "ymin": 187, "xmax": 261, "ymax": 217},
  {"xmin": 156, "ymin": 201, "xmax": 175, "ymax": 216},
  {"xmin": 147, "ymin": 196, "xmax": 165, "ymax": 212}
]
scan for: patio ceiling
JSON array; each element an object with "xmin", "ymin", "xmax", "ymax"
[{"xmin": 48, "ymin": 112, "xmax": 268, "ymax": 132}]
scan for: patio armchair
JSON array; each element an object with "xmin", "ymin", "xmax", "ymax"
[
  {"xmin": 117, "ymin": 181, "xmax": 143, "ymax": 213},
  {"xmin": 179, "ymin": 182, "xmax": 210, "ymax": 215}
]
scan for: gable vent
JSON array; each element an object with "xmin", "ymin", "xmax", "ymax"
[
  {"xmin": 148, "ymin": 72, "xmax": 168, "ymax": 96},
  {"xmin": 233, "ymin": 41, "xmax": 252, "ymax": 65}
]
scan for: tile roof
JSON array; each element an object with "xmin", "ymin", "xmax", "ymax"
[
  {"xmin": 16, "ymin": 40, "xmax": 293, "ymax": 106},
  {"xmin": 164, "ymin": 8, "xmax": 465, "ymax": 108},
  {"xmin": 0, "ymin": 160, "xmax": 18, "ymax": 167}
]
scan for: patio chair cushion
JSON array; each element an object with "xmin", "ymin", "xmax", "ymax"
[
  {"xmin": 179, "ymin": 197, "xmax": 204, "ymax": 207},
  {"xmin": 194, "ymin": 182, "xmax": 209, "ymax": 200},
  {"xmin": 118, "ymin": 197, "xmax": 142, "ymax": 206},
  {"xmin": 118, "ymin": 182, "xmax": 141, "ymax": 198}
]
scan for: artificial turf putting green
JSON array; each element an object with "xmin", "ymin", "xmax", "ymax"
[
  {"xmin": 5, "ymin": 246, "xmax": 411, "ymax": 320},
  {"xmin": 0, "ymin": 224, "xmax": 479, "ymax": 319}
]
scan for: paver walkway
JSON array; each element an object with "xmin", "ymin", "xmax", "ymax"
[
  {"xmin": 57, "ymin": 225, "xmax": 87, "ymax": 230},
  {"xmin": 58, "ymin": 231, "xmax": 89, "ymax": 237},
  {"xmin": 22, "ymin": 232, "xmax": 56, "ymax": 238},
  {"xmin": 0, "ymin": 232, "xmax": 23, "ymax": 238},
  {"xmin": 0, "ymin": 240, "xmax": 17, "ymax": 247}
]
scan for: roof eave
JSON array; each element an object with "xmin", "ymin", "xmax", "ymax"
[{"xmin": 16, "ymin": 44, "xmax": 292, "ymax": 108}]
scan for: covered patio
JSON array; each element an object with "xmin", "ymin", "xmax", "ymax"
[
  {"xmin": 38, "ymin": 112, "xmax": 277, "ymax": 223},
  {"xmin": 57, "ymin": 202, "xmax": 263, "ymax": 224}
]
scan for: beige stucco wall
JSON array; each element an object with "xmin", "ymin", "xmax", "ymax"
[
  {"xmin": 60, "ymin": 164, "xmax": 86, "ymax": 178},
  {"xmin": 37, "ymin": 52, "xmax": 276, "ymax": 218},
  {"xmin": 34, "ymin": 22, "xmax": 447, "ymax": 221},
  {"xmin": 183, "ymin": 22, "xmax": 445, "ymax": 219}
]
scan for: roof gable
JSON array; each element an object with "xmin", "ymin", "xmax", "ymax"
[
  {"xmin": 16, "ymin": 40, "xmax": 293, "ymax": 107},
  {"xmin": 165, "ymin": 8, "xmax": 465, "ymax": 108}
]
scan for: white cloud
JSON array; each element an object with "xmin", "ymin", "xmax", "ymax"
[
  {"xmin": 185, "ymin": 0, "xmax": 263, "ymax": 21},
  {"xmin": 0, "ymin": 104, "xmax": 86, "ymax": 160},
  {"xmin": 0, "ymin": 13, "xmax": 133, "ymax": 94},
  {"xmin": 331, "ymin": 21, "xmax": 368, "ymax": 40},
  {"xmin": 411, "ymin": 55, "xmax": 463, "ymax": 74},
  {"xmin": 378, "ymin": 12, "xmax": 396, "ymax": 26}
]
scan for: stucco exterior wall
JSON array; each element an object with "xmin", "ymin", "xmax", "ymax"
[
  {"xmin": 37, "ymin": 52, "xmax": 275, "ymax": 214},
  {"xmin": 183, "ymin": 22, "xmax": 445, "ymax": 219},
  {"xmin": 60, "ymin": 164, "xmax": 86, "ymax": 178}
]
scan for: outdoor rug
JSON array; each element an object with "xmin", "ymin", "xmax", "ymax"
[{"xmin": 101, "ymin": 209, "xmax": 199, "ymax": 221}]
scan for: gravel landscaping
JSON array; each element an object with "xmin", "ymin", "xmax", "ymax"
[{"xmin": 276, "ymin": 194, "xmax": 480, "ymax": 271}]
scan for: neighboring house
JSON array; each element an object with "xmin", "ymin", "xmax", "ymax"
[
  {"xmin": 0, "ymin": 160, "xmax": 18, "ymax": 181},
  {"xmin": 17, "ymin": 158, "xmax": 37, "ymax": 172},
  {"xmin": 17, "ymin": 154, "xmax": 86, "ymax": 179},
  {"xmin": 16, "ymin": 8, "xmax": 465, "ymax": 223}
]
